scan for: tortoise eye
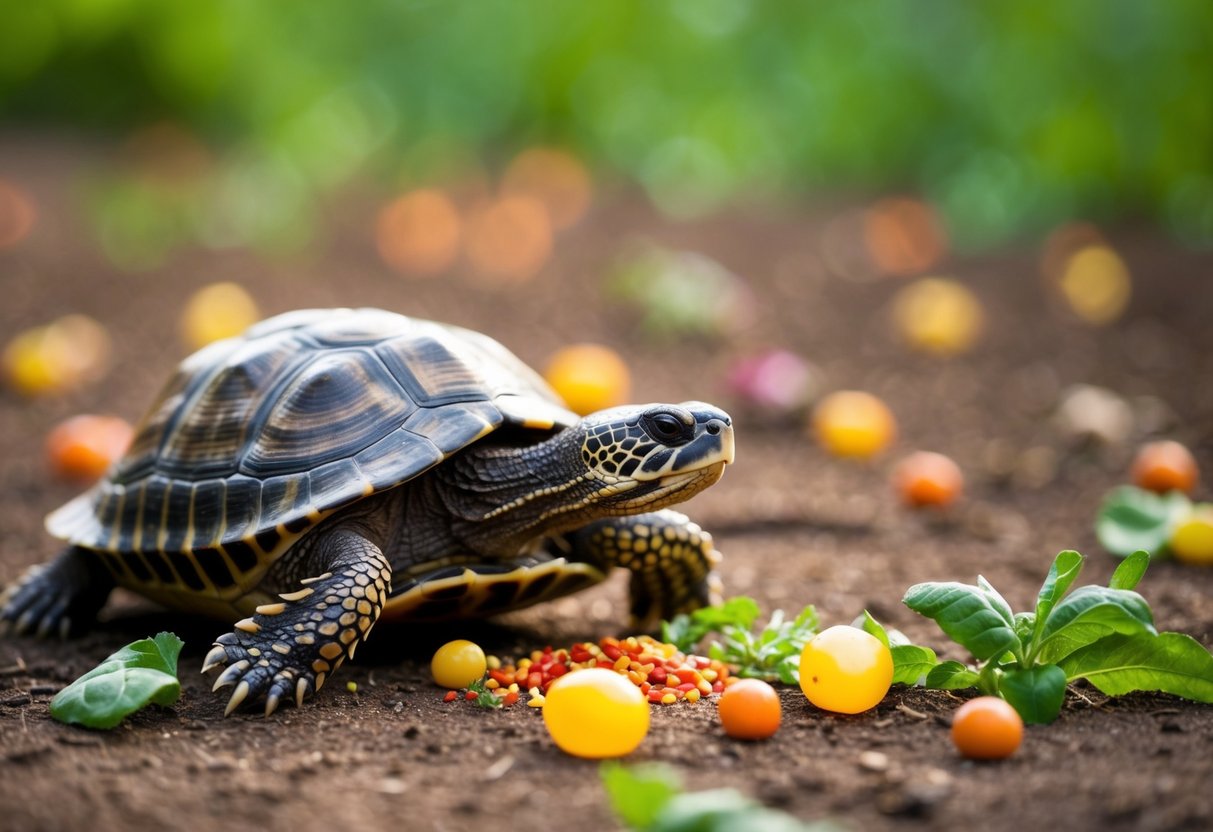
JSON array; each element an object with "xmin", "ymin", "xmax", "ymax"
[{"xmin": 645, "ymin": 413, "xmax": 685, "ymax": 442}]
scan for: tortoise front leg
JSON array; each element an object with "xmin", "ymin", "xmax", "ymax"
[
  {"xmin": 0, "ymin": 546, "xmax": 114, "ymax": 638},
  {"xmin": 565, "ymin": 509, "xmax": 722, "ymax": 630},
  {"xmin": 203, "ymin": 527, "xmax": 392, "ymax": 716}
]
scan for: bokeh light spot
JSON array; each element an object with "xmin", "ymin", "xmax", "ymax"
[
  {"xmin": 2, "ymin": 314, "xmax": 112, "ymax": 397},
  {"xmin": 375, "ymin": 189, "xmax": 462, "ymax": 278},
  {"xmin": 891, "ymin": 277, "xmax": 985, "ymax": 356},
  {"xmin": 464, "ymin": 195, "xmax": 553, "ymax": 283},
  {"xmin": 1057, "ymin": 245, "xmax": 1131, "ymax": 326},
  {"xmin": 863, "ymin": 197, "xmax": 947, "ymax": 277},
  {"xmin": 501, "ymin": 147, "xmax": 593, "ymax": 230},
  {"xmin": 0, "ymin": 180, "xmax": 37, "ymax": 250},
  {"xmin": 180, "ymin": 282, "xmax": 260, "ymax": 350}
]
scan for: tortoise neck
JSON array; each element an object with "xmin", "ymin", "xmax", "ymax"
[{"xmin": 436, "ymin": 426, "xmax": 597, "ymax": 555}]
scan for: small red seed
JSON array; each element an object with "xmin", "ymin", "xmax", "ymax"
[
  {"xmin": 443, "ymin": 691, "xmax": 458, "ymax": 703},
  {"xmin": 502, "ymin": 690, "xmax": 520, "ymax": 706}
]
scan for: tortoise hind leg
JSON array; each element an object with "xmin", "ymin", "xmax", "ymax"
[
  {"xmin": 203, "ymin": 527, "xmax": 391, "ymax": 716},
  {"xmin": 564, "ymin": 509, "xmax": 722, "ymax": 630},
  {"xmin": 0, "ymin": 546, "xmax": 114, "ymax": 638}
]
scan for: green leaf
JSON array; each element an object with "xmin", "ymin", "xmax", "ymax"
[
  {"xmin": 1109, "ymin": 550, "xmax": 1150, "ymax": 591},
  {"xmin": 662, "ymin": 596, "xmax": 761, "ymax": 652},
  {"xmin": 601, "ymin": 763, "xmax": 682, "ymax": 831},
  {"xmin": 50, "ymin": 632, "xmax": 184, "ymax": 730},
  {"xmin": 858, "ymin": 610, "xmax": 890, "ymax": 648},
  {"xmin": 925, "ymin": 660, "xmax": 980, "ymax": 690},
  {"xmin": 1095, "ymin": 486, "xmax": 1189, "ymax": 558},
  {"xmin": 1058, "ymin": 632, "xmax": 1213, "ymax": 702},
  {"xmin": 1033, "ymin": 550, "xmax": 1084, "ymax": 630},
  {"xmin": 708, "ymin": 603, "xmax": 819, "ymax": 682},
  {"xmin": 653, "ymin": 790, "xmax": 840, "ymax": 832},
  {"xmin": 998, "ymin": 665, "xmax": 1067, "ymax": 724},
  {"xmin": 1033, "ymin": 586, "xmax": 1156, "ymax": 665},
  {"xmin": 891, "ymin": 645, "xmax": 938, "ymax": 686},
  {"xmin": 903, "ymin": 581, "xmax": 1020, "ymax": 661}
]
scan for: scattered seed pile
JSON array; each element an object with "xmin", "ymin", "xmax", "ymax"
[{"xmin": 442, "ymin": 635, "xmax": 733, "ymax": 708}]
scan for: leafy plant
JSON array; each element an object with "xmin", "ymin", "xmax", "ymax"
[
  {"xmin": 466, "ymin": 677, "xmax": 503, "ymax": 709},
  {"xmin": 1095, "ymin": 485, "xmax": 1191, "ymax": 558},
  {"xmin": 50, "ymin": 632, "xmax": 184, "ymax": 729},
  {"xmin": 602, "ymin": 762, "xmax": 842, "ymax": 832},
  {"xmin": 903, "ymin": 551, "xmax": 1213, "ymax": 723},
  {"xmin": 663, "ymin": 596, "xmax": 819, "ymax": 684},
  {"xmin": 857, "ymin": 611, "xmax": 939, "ymax": 686}
]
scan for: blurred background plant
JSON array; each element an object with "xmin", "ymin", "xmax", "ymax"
[{"xmin": 2, "ymin": 0, "xmax": 1211, "ymax": 269}]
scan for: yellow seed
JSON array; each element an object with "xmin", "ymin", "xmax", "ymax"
[
  {"xmin": 487, "ymin": 655, "xmax": 502, "ymax": 670},
  {"xmin": 527, "ymin": 695, "xmax": 545, "ymax": 708},
  {"xmin": 485, "ymin": 678, "xmax": 500, "ymax": 690},
  {"xmin": 686, "ymin": 688, "xmax": 701, "ymax": 703},
  {"xmin": 697, "ymin": 680, "xmax": 712, "ymax": 695},
  {"xmin": 346, "ymin": 681, "xmax": 358, "ymax": 693},
  {"xmin": 660, "ymin": 693, "xmax": 677, "ymax": 705},
  {"xmin": 508, "ymin": 683, "xmax": 519, "ymax": 693},
  {"xmin": 613, "ymin": 656, "xmax": 630, "ymax": 672},
  {"xmin": 702, "ymin": 669, "xmax": 718, "ymax": 682},
  {"xmin": 529, "ymin": 686, "xmax": 541, "ymax": 697},
  {"xmin": 627, "ymin": 670, "xmax": 644, "ymax": 686}
]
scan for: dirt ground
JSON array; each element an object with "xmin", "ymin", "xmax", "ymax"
[{"xmin": 2, "ymin": 136, "xmax": 1212, "ymax": 832}]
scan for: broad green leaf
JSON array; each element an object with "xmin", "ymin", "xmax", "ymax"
[
  {"xmin": 858, "ymin": 610, "xmax": 890, "ymax": 648},
  {"xmin": 925, "ymin": 660, "xmax": 980, "ymax": 690},
  {"xmin": 50, "ymin": 632, "xmax": 184, "ymax": 729},
  {"xmin": 977, "ymin": 575, "xmax": 1016, "ymax": 626},
  {"xmin": 1058, "ymin": 632, "xmax": 1213, "ymax": 702},
  {"xmin": 1033, "ymin": 550, "xmax": 1084, "ymax": 631},
  {"xmin": 1034, "ymin": 586, "xmax": 1156, "ymax": 665},
  {"xmin": 1109, "ymin": 550, "xmax": 1150, "ymax": 591},
  {"xmin": 891, "ymin": 645, "xmax": 938, "ymax": 686},
  {"xmin": 903, "ymin": 582, "xmax": 1020, "ymax": 661},
  {"xmin": 998, "ymin": 665, "xmax": 1067, "ymax": 724},
  {"xmin": 601, "ymin": 763, "xmax": 681, "ymax": 831},
  {"xmin": 1095, "ymin": 486, "xmax": 1189, "ymax": 558}
]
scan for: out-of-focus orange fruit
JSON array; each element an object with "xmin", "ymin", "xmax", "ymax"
[
  {"xmin": 501, "ymin": 147, "xmax": 593, "ymax": 230},
  {"xmin": 863, "ymin": 197, "xmax": 946, "ymax": 277},
  {"xmin": 464, "ymin": 196, "xmax": 552, "ymax": 284},
  {"xmin": 375, "ymin": 189, "xmax": 462, "ymax": 277},
  {"xmin": 893, "ymin": 451, "xmax": 964, "ymax": 508},
  {"xmin": 1130, "ymin": 440, "xmax": 1199, "ymax": 495},
  {"xmin": 46, "ymin": 414, "xmax": 134, "ymax": 482}
]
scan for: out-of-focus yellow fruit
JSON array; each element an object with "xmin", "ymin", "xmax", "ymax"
[
  {"xmin": 2, "ymin": 314, "xmax": 112, "ymax": 397},
  {"xmin": 891, "ymin": 277, "xmax": 984, "ymax": 356},
  {"xmin": 181, "ymin": 282, "xmax": 260, "ymax": 350},
  {"xmin": 811, "ymin": 390, "xmax": 897, "ymax": 459},
  {"xmin": 1170, "ymin": 507, "xmax": 1213, "ymax": 566},
  {"xmin": 543, "ymin": 344, "xmax": 631, "ymax": 416},
  {"xmin": 1058, "ymin": 245, "xmax": 1131, "ymax": 326}
]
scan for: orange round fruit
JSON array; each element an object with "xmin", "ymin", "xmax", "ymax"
[
  {"xmin": 717, "ymin": 678, "xmax": 781, "ymax": 740},
  {"xmin": 46, "ymin": 415, "xmax": 134, "ymax": 482},
  {"xmin": 893, "ymin": 451, "xmax": 964, "ymax": 508},
  {"xmin": 951, "ymin": 696, "xmax": 1024, "ymax": 760},
  {"xmin": 543, "ymin": 344, "xmax": 631, "ymax": 416},
  {"xmin": 1131, "ymin": 440, "xmax": 1199, "ymax": 495}
]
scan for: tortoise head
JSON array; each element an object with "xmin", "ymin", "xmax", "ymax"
[{"xmin": 575, "ymin": 402, "xmax": 734, "ymax": 512}]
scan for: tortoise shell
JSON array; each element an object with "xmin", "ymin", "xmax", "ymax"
[{"xmin": 47, "ymin": 308, "xmax": 577, "ymax": 602}]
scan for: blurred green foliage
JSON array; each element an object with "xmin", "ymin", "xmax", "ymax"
[{"xmin": 2, "ymin": 0, "xmax": 1211, "ymax": 250}]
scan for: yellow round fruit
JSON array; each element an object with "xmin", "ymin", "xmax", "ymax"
[
  {"xmin": 180, "ymin": 282, "xmax": 260, "ymax": 350},
  {"xmin": 542, "ymin": 667, "xmax": 649, "ymax": 758},
  {"xmin": 891, "ymin": 277, "xmax": 984, "ymax": 356},
  {"xmin": 543, "ymin": 343, "xmax": 631, "ymax": 416},
  {"xmin": 430, "ymin": 639, "xmax": 488, "ymax": 689},
  {"xmin": 799, "ymin": 625, "xmax": 893, "ymax": 714},
  {"xmin": 1170, "ymin": 507, "xmax": 1213, "ymax": 566},
  {"xmin": 811, "ymin": 390, "xmax": 897, "ymax": 459}
]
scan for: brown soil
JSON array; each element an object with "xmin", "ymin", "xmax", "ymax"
[{"xmin": 2, "ymin": 137, "xmax": 1212, "ymax": 832}]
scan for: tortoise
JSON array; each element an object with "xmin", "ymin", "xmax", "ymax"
[{"xmin": 0, "ymin": 308, "xmax": 734, "ymax": 715}]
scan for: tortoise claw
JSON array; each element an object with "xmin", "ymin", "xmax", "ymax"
[
  {"xmin": 295, "ymin": 677, "xmax": 311, "ymax": 708},
  {"xmin": 212, "ymin": 660, "xmax": 250, "ymax": 691},
  {"xmin": 201, "ymin": 645, "xmax": 228, "ymax": 674},
  {"xmin": 224, "ymin": 681, "xmax": 251, "ymax": 717}
]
